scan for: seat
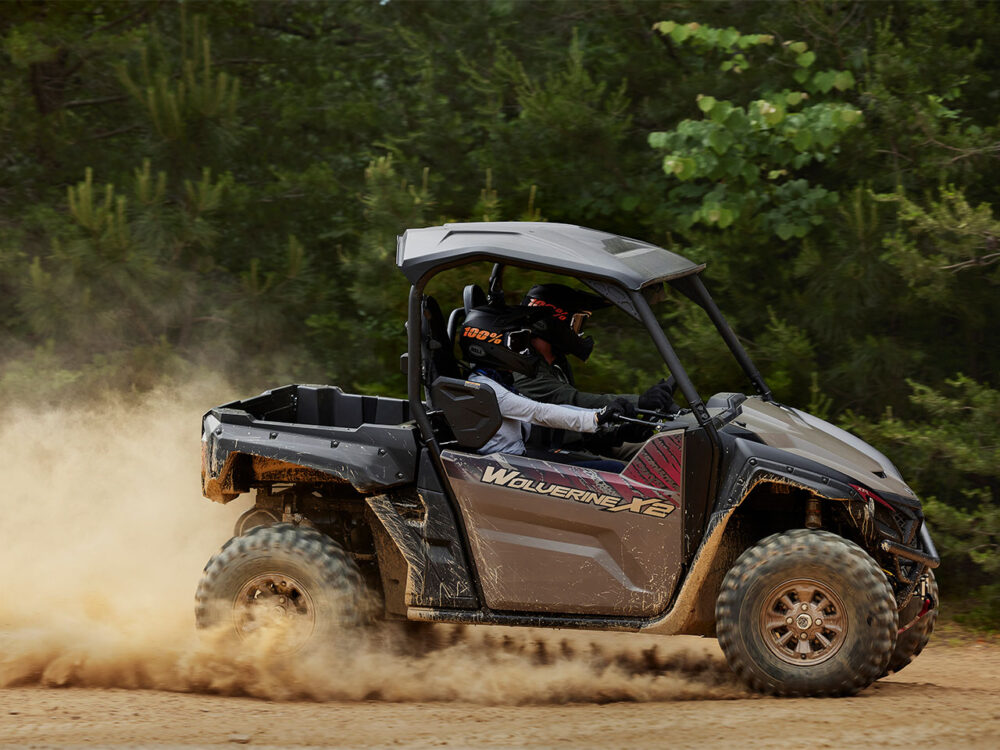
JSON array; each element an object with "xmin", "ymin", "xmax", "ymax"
[
  {"xmin": 463, "ymin": 283, "xmax": 487, "ymax": 313},
  {"xmin": 421, "ymin": 295, "xmax": 461, "ymax": 395},
  {"xmin": 446, "ymin": 284, "xmax": 489, "ymax": 348},
  {"xmin": 430, "ymin": 377, "xmax": 502, "ymax": 450}
]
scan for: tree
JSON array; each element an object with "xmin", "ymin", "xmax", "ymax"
[{"xmin": 845, "ymin": 376, "xmax": 1000, "ymax": 624}]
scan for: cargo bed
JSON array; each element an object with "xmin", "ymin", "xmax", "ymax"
[{"xmin": 201, "ymin": 384, "xmax": 419, "ymax": 502}]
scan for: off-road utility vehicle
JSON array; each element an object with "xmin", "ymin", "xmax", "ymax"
[{"xmin": 197, "ymin": 222, "xmax": 939, "ymax": 696}]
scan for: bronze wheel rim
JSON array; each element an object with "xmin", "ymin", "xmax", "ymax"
[
  {"xmin": 758, "ymin": 578, "xmax": 848, "ymax": 666},
  {"xmin": 233, "ymin": 572, "xmax": 316, "ymax": 651}
]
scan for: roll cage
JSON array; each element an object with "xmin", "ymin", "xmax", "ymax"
[{"xmin": 398, "ymin": 221, "xmax": 774, "ymax": 466}]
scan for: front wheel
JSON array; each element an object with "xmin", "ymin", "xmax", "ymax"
[
  {"xmin": 716, "ymin": 529, "xmax": 898, "ymax": 697},
  {"xmin": 195, "ymin": 523, "xmax": 369, "ymax": 653}
]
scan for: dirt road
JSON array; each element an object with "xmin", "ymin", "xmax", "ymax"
[{"xmin": 2, "ymin": 633, "xmax": 998, "ymax": 749}]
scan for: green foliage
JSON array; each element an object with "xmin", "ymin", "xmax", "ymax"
[
  {"xmin": 649, "ymin": 20, "xmax": 862, "ymax": 239},
  {"xmin": 305, "ymin": 155, "xmax": 431, "ymax": 395},
  {"xmin": 923, "ymin": 495, "xmax": 1000, "ymax": 626},
  {"xmin": 459, "ymin": 31, "xmax": 635, "ymax": 222},
  {"xmin": 806, "ymin": 373, "xmax": 834, "ymax": 423},
  {"xmin": 3, "ymin": 25, "xmax": 59, "ymax": 68},
  {"xmin": 118, "ymin": 28, "xmax": 240, "ymax": 142},
  {"xmin": 845, "ymin": 376, "xmax": 1000, "ymax": 623},
  {"xmin": 67, "ymin": 168, "xmax": 131, "ymax": 250},
  {"xmin": 845, "ymin": 376, "xmax": 1000, "ymax": 496},
  {"xmin": 750, "ymin": 310, "xmax": 818, "ymax": 404},
  {"xmin": 879, "ymin": 187, "xmax": 1000, "ymax": 300},
  {"xmin": 117, "ymin": 11, "xmax": 242, "ymax": 175},
  {"xmin": 19, "ymin": 164, "xmax": 199, "ymax": 360},
  {"xmin": 857, "ymin": 3, "xmax": 1000, "ymax": 193}
]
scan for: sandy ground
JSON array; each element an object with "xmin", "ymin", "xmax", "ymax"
[{"xmin": 2, "ymin": 634, "xmax": 998, "ymax": 749}]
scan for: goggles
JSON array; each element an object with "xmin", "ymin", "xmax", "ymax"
[
  {"xmin": 569, "ymin": 311, "xmax": 591, "ymax": 334},
  {"xmin": 505, "ymin": 328, "xmax": 534, "ymax": 355}
]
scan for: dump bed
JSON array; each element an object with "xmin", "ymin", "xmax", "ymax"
[{"xmin": 201, "ymin": 384, "xmax": 419, "ymax": 502}]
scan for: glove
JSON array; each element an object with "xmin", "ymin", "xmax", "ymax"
[
  {"xmin": 637, "ymin": 377, "xmax": 677, "ymax": 412},
  {"xmin": 596, "ymin": 397, "xmax": 636, "ymax": 425}
]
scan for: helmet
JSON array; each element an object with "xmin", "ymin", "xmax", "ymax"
[
  {"xmin": 521, "ymin": 283, "xmax": 610, "ymax": 361},
  {"xmin": 459, "ymin": 305, "xmax": 543, "ymax": 376}
]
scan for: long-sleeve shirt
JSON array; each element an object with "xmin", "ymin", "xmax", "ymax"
[
  {"xmin": 469, "ymin": 372, "xmax": 600, "ymax": 456},
  {"xmin": 513, "ymin": 356, "xmax": 638, "ymax": 448},
  {"xmin": 514, "ymin": 356, "xmax": 638, "ymax": 410}
]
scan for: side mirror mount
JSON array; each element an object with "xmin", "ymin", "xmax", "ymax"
[
  {"xmin": 399, "ymin": 353, "xmax": 409, "ymax": 375},
  {"xmin": 430, "ymin": 377, "xmax": 502, "ymax": 450}
]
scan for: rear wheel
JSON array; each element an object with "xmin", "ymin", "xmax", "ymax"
[
  {"xmin": 885, "ymin": 570, "xmax": 938, "ymax": 675},
  {"xmin": 195, "ymin": 523, "xmax": 368, "ymax": 653},
  {"xmin": 716, "ymin": 529, "xmax": 897, "ymax": 696}
]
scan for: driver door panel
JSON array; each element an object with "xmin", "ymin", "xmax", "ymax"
[{"xmin": 441, "ymin": 432, "xmax": 685, "ymax": 616}]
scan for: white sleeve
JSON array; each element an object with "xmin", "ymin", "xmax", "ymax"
[{"xmin": 476, "ymin": 376, "xmax": 599, "ymax": 434}]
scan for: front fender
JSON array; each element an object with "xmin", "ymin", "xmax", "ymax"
[
  {"xmin": 717, "ymin": 437, "xmax": 864, "ymax": 513},
  {"xmin": 639, "ymin": 438, "xmax": 876, "ymax": 636}
]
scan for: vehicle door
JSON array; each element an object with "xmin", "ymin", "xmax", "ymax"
[{"xmin": 440, "ymin": 431, "xmax": 685, "ymax": 617}]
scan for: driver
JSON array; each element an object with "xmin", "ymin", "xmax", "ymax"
[
  {"xmin": 514, "ymin": 283, "xmax": 677, "ymax": 456},
  {"xmin": 458, "ymin": 304, "xmax": 631, "ymax": 473}
]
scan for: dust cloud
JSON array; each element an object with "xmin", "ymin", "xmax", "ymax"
[{"xmin": 0, "ymin": 385, "xmax": 745, "ymax": 704}]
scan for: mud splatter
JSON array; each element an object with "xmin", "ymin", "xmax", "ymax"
[{"xmin": 0, "ymin": 387, "xmax": 746, "ymax": 704}]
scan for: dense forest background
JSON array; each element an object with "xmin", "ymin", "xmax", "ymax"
[{"xmin": 1, "ymin": 0, "xmax": 997, "ymax": 622}]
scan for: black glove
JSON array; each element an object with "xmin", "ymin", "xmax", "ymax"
[
  {"xmin": 596, "ymin": 397, "xmax": 636, "ymax": 425},
  {"xmin": 637, "ymin": 377, "xmax": 677, "ymax": 412}
]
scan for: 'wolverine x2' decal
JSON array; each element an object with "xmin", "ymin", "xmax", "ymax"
[
  {"xmin": 477, "ymin": 464, "xmax": 677, "ymax": 519},
  {"xmin": 442, "ymin": 432, "xmax": 685, "ymax": 523}
]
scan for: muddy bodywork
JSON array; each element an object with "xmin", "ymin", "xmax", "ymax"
[
  {"xmin": 201, "ymin": 384, "xmax": 418, "ymax": 502},
  {"xmin": 441, "ymin": 432, "xmax": 684, "ymax": 616},
  {"xmin": 638, "ymin": 396, "xmax": 936, "ymax": 635},
  {"xmin": 718, "ymin": 397, "xmax": 935, "ymax": 577},
  {"xmin": 200, "ymin": 221, "xmax": 937, "ymax": 638},
  {"xmin": 201, "ymin": 381, "xmax": 935, "ymax": 631},
  {"xmin": 733, "ymin": 398, "xmax": 913, "ymax": 499}
]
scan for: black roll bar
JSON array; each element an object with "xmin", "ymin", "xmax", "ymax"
[
  {"xmin": 628, "ymin": 290, "xmax": 720, "ymax": 448},
  {"xmin": 407, "ymin": 281, "xmax": 490, "ymax": 608},
  {"xmin": 487, "ymin": 263, "xmax": 505, "ymax": 305},
  {"xmin": 407, "ymin": 283, "xmax": 444, "ymax": 464}
]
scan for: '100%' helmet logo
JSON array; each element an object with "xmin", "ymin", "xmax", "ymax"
[{"xmin": 463, "ymin": 326, "xmax": 503, "ymax": 343}]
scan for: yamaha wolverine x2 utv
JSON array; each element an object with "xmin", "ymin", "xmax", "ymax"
[{"xmin": 197, "ymin": 222, "xmax": 939, "ymax": 696}]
